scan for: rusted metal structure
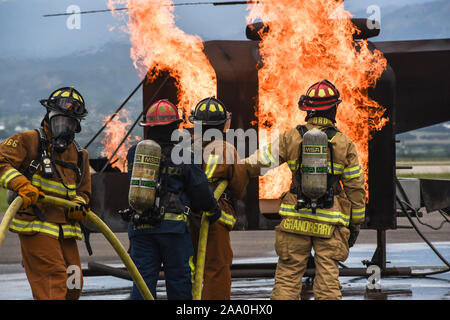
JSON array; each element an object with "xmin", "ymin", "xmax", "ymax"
[{"xmin": 85, "ymin": 19, "xmax": 450, "ymax": 277}]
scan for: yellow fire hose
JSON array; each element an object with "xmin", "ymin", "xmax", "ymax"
[
  {"xmin": 0, "ymin": 196, "xmax": 23, "ymax": 249},
  {"xmin": 0, "ymin": 194, "xmax": 154, "ymax": 300},
  {"xmin": 192, "ymin": 180, "xmax": 229, "ymax": 300}
]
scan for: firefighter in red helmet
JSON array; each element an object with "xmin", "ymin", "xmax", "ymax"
[
  {"xmin": 120, "ymin": 99, "xmax": 221, "ymax": 300},
  {"xmin": 245, "ymin": 80, "xmax": 366, "ymax": 300}
]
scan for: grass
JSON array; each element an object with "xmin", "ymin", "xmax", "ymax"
[
  {"xmin": 396, "ymin": 157, "xmax": 450, "ymax": 162},
  {"xmin": 396, "ymin": 172, "xmax": 450, "ymax": 180},
  {"xmin": 0, "ymin": 188, "xmax": 8, "ymax": 213}
]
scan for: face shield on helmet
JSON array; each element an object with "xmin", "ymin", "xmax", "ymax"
[
  {"xmin": 48, "ymin": 111, "xmax": 79, "ymax": 153},
  {"xmin": 40, "ymin": 87, "xmax": 88, "ymax": 121}
]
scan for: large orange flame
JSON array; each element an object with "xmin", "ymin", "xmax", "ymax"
[
  {"xmin": 247, "ymin": 0, "xmax": 388, "ymax": 199},
  {"xmin": 101, "ymin": 109, "xmax": 140, "ymax": 171},
  {"xmin": 108, "ymin": 0, "xmax": 217, "ymax": 118}
]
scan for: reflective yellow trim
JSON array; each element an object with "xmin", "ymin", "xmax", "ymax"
[
  {"xmin": 9, "ymin": 218, "xmax": 60, "ymax": 238},
  {"xmin": 259, "ymin": 144, "xmax": 277, "ymax": 167},
  {"xmin": 199, "ymin": 104, "xmax": 207, "ymax": 111},
  {"xmin": 164, "ymin": 213, "xmax": 187, "ymax": 222},
  {"xmin": 209, "ymin": 104, "xmax": 217, "ymax": 112},
  {"xmin": 61, "ymin": 224, "xmax": 83, "ymax": 240},
  {"xmin": 318, "ymin": 89, "xmax": 326, "ymax": 97},
  {"xmin": 327, "ymin": 162, "xmax": 343, "ymax": 174},
  {"xmin": 287, "ymin": 160, "xmax": 298, "ymax": 171},
  {"xmin": 189, "ymin": 256, "xmax": 195, "ymax": 284},
  {"xmin": 31, "ymin": 174, "xmax": 76, "ymax": 197},
  {"xmin": 351, "ymin": 207, "xmax": 365, "ymax": 222},
  {"xmin": 342, "ymin": 165, "xmax": 362, "ymax": 179},
  {"xmin": 0, "ymin": 168, "xmax": 22, "ymax": 188},
  {"xmin": 135, "ymin": 212, "xmax": 188, "ymax": 229},
  {"xmin": 52, "ymin": 90, "xmax": 62, "ymax": 98},
  {"xmin": 9, "ymin": 218, "xmax": 83, "ymax": 239},
  {"xmin": 279, "ymin": 203, "xmax": 350, "ymax": 226},
  {"xmin": 344, "ymin": 165, "xmax": 361, "ymax": 172},
  {"xmin": 204, "ymin": 154, "xmax": 219, "ymax": 180},
  {"xmin": 219, "ymin": 210, "xmax": 236, "ymax": 228}
]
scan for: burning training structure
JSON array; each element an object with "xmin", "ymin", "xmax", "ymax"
[{"xmin": 85, "ymin": 1, "xmax": 450, "ymax": 273}]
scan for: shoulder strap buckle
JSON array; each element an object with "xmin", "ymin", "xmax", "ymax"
[{"xmin": 28, "ymin": 160, "xmax": 40, "ymax": 172}]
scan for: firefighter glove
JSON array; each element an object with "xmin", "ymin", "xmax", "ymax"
[
  {"xmin": 348, "ymin": 224, "xmax": 360, "ymax": 248},
  {"xmin": 67, "ymin": 200, "xmax": 90, "ymax": 222},
  {"xmin": 118, "ymin": 207, "xmax": 135, "ymax": 222},
  {"xmin": 9, "ymin": 175, "xmax": 44, "ymax": 210},
  {"xmin": 205, "ymin": 203, "xmax": 221, "ymax": 224}
]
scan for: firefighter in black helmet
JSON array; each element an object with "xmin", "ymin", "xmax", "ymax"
[
  {"xmin": 189, "ymin": 97, "xmax": 249, "ymax": 300},
  {"xmin": 0, "ymin": 86, "xmax": 91, "ymax": 299}
]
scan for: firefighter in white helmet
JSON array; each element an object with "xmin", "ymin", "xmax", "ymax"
[{"xmin": 245, "ymin": 80, "xmax": 366, "ymax": 300}]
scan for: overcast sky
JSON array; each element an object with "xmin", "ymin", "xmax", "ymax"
[{"xmin": 1, "ymin": 0, "xmax": 448, "ymax": 59}]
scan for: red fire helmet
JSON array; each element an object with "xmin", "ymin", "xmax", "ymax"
[
  {"xmin": 140, "ymin": 99, "xmax": 183, "ymax": 127},
  {"xmin": 298, "ymin": 80, "xmax": 342, "ymax": 111}
]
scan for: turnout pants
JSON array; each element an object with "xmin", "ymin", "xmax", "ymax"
[
  {"xmin": 271, "ymin": 225, "xmax": 350, "ymax": 300},
  {"xmin": 190, "ymin": 219, "xmax": 233, "ymax": 300},
  {"xmin": 19, "ymin": 232, "xmax": 82, "ymax": 300},
  {"xmin": 129, "ymin": 232, "xmax": 194, "ymax": 300}
]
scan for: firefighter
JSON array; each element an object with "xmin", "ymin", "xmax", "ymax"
[
  {"xmin": 245, "ymin": 80, "xmax": 365, "ymax": 300},
  {"xmin": 188, "ymin": 97, "xmax": 249, "ymax": 300},
  {"xmin": 121, "ymin": 99, "xmax": 221, "ymax": 300},
  {"xmin": 0, "ymin": 87, "xmax": 91, "ymax": 300}
]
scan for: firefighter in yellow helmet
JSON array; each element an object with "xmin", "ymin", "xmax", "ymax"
[
  {"xmin": 0, "ymin": 87, "xmax": 91, "ymax": 300},
  {"xmin": 245, "ymin": 80, "xmax": 365, "ymax": 300},
  {"xmin": 188, "ymin": 97, "xmax": 249, "ymax": 300}
]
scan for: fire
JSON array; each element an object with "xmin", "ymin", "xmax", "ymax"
[
  {"xmin": 108, "ymin": 0, "xmax": 217, "ymax": 118},
  {"xmin": 101, "ymin": 109, "xmax": 140, "ymax": 171},
  {"xmin": 246, "ymin": 0, "xmax": 388, "ymax": 199}
]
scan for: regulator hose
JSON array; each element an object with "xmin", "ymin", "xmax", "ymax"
[
  {"xmin": 39, "ymin": 195, "xmax": 154, "ymax": 300},
  {"xmin": 192, "ymin": 180, "xmax": 229, "ymax": 300}
]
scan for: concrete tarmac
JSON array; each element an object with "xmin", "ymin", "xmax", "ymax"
[
  {"xmin": 0, "ymin": 211, "xmax": 449, "ymax": 300},
  {"xmin": 1, "ymin": 212, "xmax": 449, "ymax": 265}
]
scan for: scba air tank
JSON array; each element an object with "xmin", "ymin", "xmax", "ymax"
[
  {"xmin": 129, "ymin": 140, "xmax": 161, "ymax": 214},
  {"xmin": 301, "ymin": 128, "xmax": 328, "ymax": 209}
]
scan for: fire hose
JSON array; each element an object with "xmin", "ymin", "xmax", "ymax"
[
  {"xmin": 0, "ymin": 195, "xmax": 154, "ymax": 300},
  {"xmin": 0, "ymin": 196, "xmax": 23, "ymax": 249},
  {"xmin": 192, "ymin": 180, "xmax": 229, "ymax": 300}
]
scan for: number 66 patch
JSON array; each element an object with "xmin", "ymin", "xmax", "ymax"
[{"xmin": 2, "ymin": 139, "xmax": 19, "ymax": 148}]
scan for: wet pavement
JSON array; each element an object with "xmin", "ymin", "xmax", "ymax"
[
  {"xmin": 1, "ymin": 212, "xmax": 449, "ymax": 300},
  {"xmin": 1, "ymin": 241, "xmax": 449, "ymax": 300}
]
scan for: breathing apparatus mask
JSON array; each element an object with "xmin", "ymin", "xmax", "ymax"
[{"xmin": 48, "ymin": 111, "xmax": 79, "ymax": 153}]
